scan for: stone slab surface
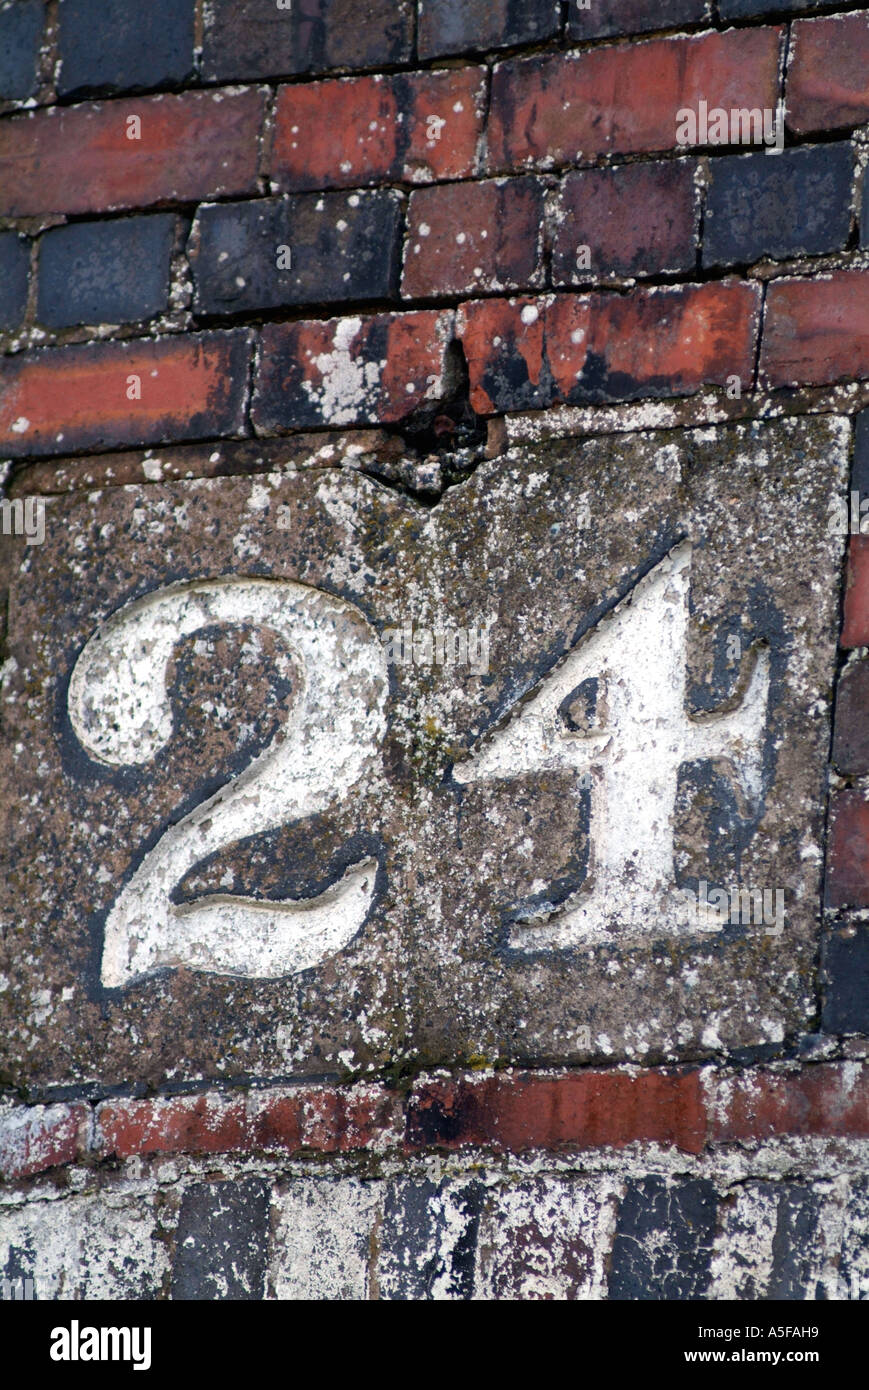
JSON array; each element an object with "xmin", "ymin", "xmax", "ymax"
[{"xmin": 0, "ymin": 415, "xmax": 848, "ymax": 1086}]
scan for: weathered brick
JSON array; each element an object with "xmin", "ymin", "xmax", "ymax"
[
  {"xmin": 706, "ymin": 1062, "xmax": 869, "ymax": 1140},
  {"xmin": 760, "ymin": 271, "xmax": 869, "ymax": 389},
  {"xmin": 0, "ymin": 231, "xmax": 30, "ymax": 332},
  {"xmin": 703, "ymin": 143, "xmax": 853, "ymax": 269},
  {"xmin": 609, "ymin": 1178, "xmax": 717, "ymax": 1299},
  {"xmin": 190, "ymin": 191, "xmax": 403, "ymax": 316},
  {"xmin": 826, "ymin": 791, "xmax": 869, "ymax": 909},
  {"xmin": 0, "ymin": 331, "xmax": 250, "ymax": 457},
  {"xmin": 56, "ymin": 0, "xmax": 194, "ymax": 98},
  {"xmin": 37, "ymin": 214, "xmax": 175, "ymax": 328},
  {"xmin": 551, "ymin": 160, "xmax": 698, "ymax": 284},
  {"xmin": 488, "ymin": 27, "xmax": 781, "ymax": 172},
  {"xmin": 0, "ymin": 1190, "xmax": 169, "ymax": 1298},
  {"xmin": 855, "ymin": 410, "xmax": 869, "ymax": 493},
  {"xmin": 405, "ymin": 1070, "xmax": 707, "ymax": 1154},
  {"xmin": 95, "ymin": 1093, "xmax": 249, "ymax": 1160},
  {"xmin": 833, "ymin": 660, "xmax": 869, "ymax": 775},
  {"xmin": 787, "ymin": 13, "xmax": 869, "ymax": 135},
  {"xmin": 270, "ymin": 1180, "xmax": 380, "ymax": 1299},
  {"xmin": 475, "ymin": 1177, "xmax": 619, "ymax": 1300},
  {"xmin": 202, "ymin": 0, "xmax": 413, "ymax": 82},
  {"xmin": 822, "ymin": 926, "xmax": 869, "ymax": 1034},
  {"xmin": 0, "ymin": 0, "xmax": 43, "ymax": 102},
  {"xmin": 171, "ymin": 1179, "xmax": 270, "ymax": 1301},
  {"xmin": 0, "ymin": 87, "xmax": 265, "ymax": 217},
  {"xmin": 418, "ymin": 0, "xmax": 560, "ymax": 59},
  {"xmin": 271, "ymin": 68, "xmax": 485, "ymax": 193},
  {"xmin": 0, "ymin": 1102, "xmax": 88, "ymax": 1181},
  {"xmin": 298, "ymin": 1085, "xmax": 403, "ymax": 1153},
  {"xmin": 457, "ymin": 295, "xmax": 549, "ymax": 412},
  {"xmin": 843, "ymin": 537, "xmax": 869, "ymax": 648},
  {"xmin": 568, "ymin": 0, "xmax": 707, "ymax": 42},
  {"xmin": 253, "ymin": 309, "xmax": 454, "ymax": 432},
  {"xmin": 378, "ymin": 1179, "xmax": 482, "ymax": 1299},
  {"xmin": 403, "ymin": 178, "xmax": 545, "ymax": 298},
  {"xmin": 458, "ymin": 281, "xmax": 760, "ymax": 414}
]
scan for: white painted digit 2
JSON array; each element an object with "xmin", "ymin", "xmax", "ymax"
[{"xmin": 68, "ymin": 578, "xmax": 388, "ymax": 988}]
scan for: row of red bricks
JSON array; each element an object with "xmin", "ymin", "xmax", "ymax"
[
  {"xmin": 1, "ymin": 16, "xmax": 867, "ymax": 218},
  {"xmin": 1, "ymin": 272, "xmax": 867, "ymax": 455},
  {"xmin": 2, "ymin": 1063, "xmax": 868, "ymax": 1182}
]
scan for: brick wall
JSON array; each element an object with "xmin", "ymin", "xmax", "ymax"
[{"xmin": 2, "ymin": 0, "xmax": 869, "ymax": 1305}]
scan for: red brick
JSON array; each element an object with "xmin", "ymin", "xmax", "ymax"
[
  {"xmin": 299, "ymin": 1085, "xmax": 402, "ymax": 1152},
  {"xmin": 553, "ymin": 280, "xmax": 760, "ymax": 402},
  {"xmin": 842, "ymin": 537, "xmax": 869, "ymax": 648},
  {"xmin": 246, "ymin": 1092, "xmax": 303, "ymax": 1153},
  {"xmin": 826, "ymin": 790, "xmax": 869, "ymax": 909},
  {"xmin": 95, "ymin": 1093, "xmax": 249, "ymax": 1160},
  {"xmin": 253, "ymin": 309, "xmax": 454, "ymax": 432},
  {"xmin": 403, "ymin": 178, "xmax": 546, "ymax": 298},
  {"xmin": 488, "ymin": 27, "xmax": 781, "ymax": 172},
  {"xmin": 787, "ymin": 13, "xmax": 869, "ymax": 135},
  {"xmin": 406, "ymin": 1070, "xmax": 706, "ymax": 1154},
  {"xmin": 0, "ymin": 331, "xmax": 250, "ymax": 458},
  {"xmin": 707, "ymin": 1063, "xmax": 869, "ymax": 1142},
  {"xmin": 760, "ymin": 271, "xmax": 869, "ymax": 390},
  {"xmin": 0, "ymin": 88, "xmax": 265, "ymax": 217},
  {"xmin": 457, "ymin": 297, "xmax": 549, "ymax": 414},
  {"xmin": 271, "ymin": 68, "xmax": 485, "ymax": 193},
  {"xmin": 246, "ymin": 1085, "xmax": 401, "ymax": 1155},
  {"xmin": 551, "ymin": 160, "xmax": 699, "ymax": 284},
  {"xmin": 457, "ymin": 281, "xmax": 760, "ymax": 414},
  {"xmin": 0, "ymin": 1102, "xmax": 89, "ymax": 1181}
]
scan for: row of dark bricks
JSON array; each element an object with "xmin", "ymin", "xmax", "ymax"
[
  {"xmin": 74, "ymin": 1173, "xmax": 869, "ymax": 1300},
  {"xmin": 2, "ymin": 270, "xmax": 869, "ymax": 454},
  {"xmin": 1, "ymin": 18, "xmax": 868, "ymax": 225},
  {"xmin": 1, "ymin": 141, "xmax": 865, "ymax": 336},
  {"xmin": 3, "ymin": 1165, "xmax": 857, "ymax": 1301},
  {"xmin": 0, "ymin": 0, "xmax": 859, "ymax": 106}
]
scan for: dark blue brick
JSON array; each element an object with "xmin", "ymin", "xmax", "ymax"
[
  {"xmin": 703, "ymin": 144, "xmax": 853, "ymax": 269},
  {"xmin": 202, "ymin": 0, "xmax": 413, "ymax": 82},
  {"xmin": 609, "ymin": 1178, "xmax": 717, "ymax": 1300},
  {"xmin": 56, "ymin": 0, "xmax": 194, "ymax": 97},
  {"xmin": 568, "ymin": 0, "xmax": 707, "ymax": 42},
  {"xmin": 419, "ymin": 0, "xmax": 560, "ymax": 60},
  {"xmin": 0, "ymin": 0, "xmax": 43, "ymax": 102},
  {"xmin": 378, "ymin": 1179, "xmax": 482, "ymax": 1300},
  {"xmin": 719, "ymin": 0, "xmax": 828, "ymax": 18},
  {"xmin": 855, "ymin": 411, "xmax": 869, "ymax": 494},
  {"xmin": 190, "ymin": 191, "xmax": 403, "ymax": 316},
  {"xmin": 171, "ymin": 1179, "xmax": 270, "ymax": 1301},
  {"xmin": 822, "ymin": 924, "xmax": 869, "ymax": 1034},
  {"xmin": 768, "ymin": 1185, "xmax": 824, "ymax": 1299},
  {"xmin": 37, "ymin": 216, "xmax": 175, "ymax": 328},
  {"xmin": 0, "ymin": 232, "xmax": 30, "ymax": 331}
]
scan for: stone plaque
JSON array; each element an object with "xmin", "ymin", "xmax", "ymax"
[{"xmin": 0, "ymin": 414, "xmax": 847, "ymax": 1087}]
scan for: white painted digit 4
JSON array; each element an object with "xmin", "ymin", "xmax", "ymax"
[{"xmin": 68, "ymin": 578, "xmax": 388, "ymax": 988}]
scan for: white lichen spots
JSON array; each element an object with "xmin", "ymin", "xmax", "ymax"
[
  {"xmin": 10, "ymin": 417, "xmax": 30, "ymax": 434},
  {"xmin": 142, "ymin": 458, "xmax": 164, "ymax": 482},
  {"xmin": 302, "ymin": 317, "xmax": 380, "ymax": 426},
  {"xmin": 521, "ymin": 305, "xmax": 539, "ymax": 326}
]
